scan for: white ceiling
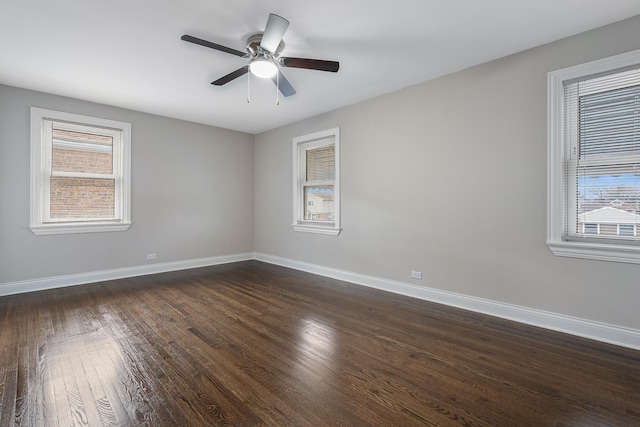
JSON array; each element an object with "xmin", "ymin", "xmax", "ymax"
[{"xmin": 2, "ymin": 1, "xmax": 640, "ymax": 134}]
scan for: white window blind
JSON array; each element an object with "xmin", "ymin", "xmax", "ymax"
[
  {"xmin": 306, "ymin": 145, "xmax": 335, "ymax": 181},
  {"xmin": 302, "ymin": 139, "xmax": 335, "ymax": 223},
  {"xmin": 564, "ymin": 68, "xmax": 640, "ymax": 241}
]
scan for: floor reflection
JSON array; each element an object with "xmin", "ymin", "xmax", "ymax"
[
  {"xmin": 44, "ymin": 315, "xmax": 126, "ymax": 425},
  {"xmin": 292, "ymin": 317, "xmax": 338, "ymax": 396}
]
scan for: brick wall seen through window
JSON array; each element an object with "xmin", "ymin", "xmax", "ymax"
[{"xmin": 50, "ymin": 129, "xmax": 115, "ymax": 219}]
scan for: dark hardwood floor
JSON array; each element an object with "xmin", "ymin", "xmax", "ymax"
[{"xmin": 0, "ymin": 260, "xmax": 639, "ymax": 426}]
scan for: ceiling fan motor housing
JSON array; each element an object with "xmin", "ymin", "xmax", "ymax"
[{"xmin": 246, "ymin": 33, "xmax": 285, "ymax": 59}]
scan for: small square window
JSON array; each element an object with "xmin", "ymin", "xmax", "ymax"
[
  {"xmin": 584, "ymin": 223, "xmax": 599, "ymax": 234},
  {"xmin": 619, "ymin": 224, "xmax": 636, "ymax": 236}
]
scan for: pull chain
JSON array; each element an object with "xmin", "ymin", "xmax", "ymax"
[
  {"xmin": 276, "ymin": 69, "xmax": 280, "ymax": 106},
  {"xmin": 247, "ymin": 70, "xmax": 251, "ymax": 103}
]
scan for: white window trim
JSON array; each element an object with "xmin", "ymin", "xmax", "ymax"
[
  {"xmin": 547, "ymin": 48, "xmax": 640, "ymax": 263},
  {"xmin": 30, "ymin": 107, "xmax": 132, "ymax": 235},
  {"xmin": 292, "ymin": 127, "xmax": 341, "ymax": 236}
]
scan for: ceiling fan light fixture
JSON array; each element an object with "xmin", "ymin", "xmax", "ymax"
[{"xmin": 249, "ymin": 58, "xmax": 278, "ymax": 78}]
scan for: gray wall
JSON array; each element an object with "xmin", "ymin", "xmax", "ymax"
[
  {"xmin": 254, "ymin": 15, "xmax": 640, "ymax": 330},
  {"xmin": 0, "ymin": 85, "xmax": 254, "ymax": 283},
  {"xmin": 2, "ymin": 16, "xmax": 640, "ymax": 332}
]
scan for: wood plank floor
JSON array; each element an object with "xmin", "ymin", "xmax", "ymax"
[{"xmin": 0, "ymin": 261, "xmax": 639, "ymax": 426}]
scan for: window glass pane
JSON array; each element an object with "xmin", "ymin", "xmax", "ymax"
[
  {"xmin": 577, "ymin": 172, "xmax": 640, "ymax": 236},
  {"xmin": 573, "ymin": 70, "xmax": 640, "ymax": 239},
  {"xmin": 306, "ymin": 144, "xmax": 335, "ymax": 181},
  {"xmin": 49, "ymin": 177, "xmax": 115, "ymax": 220},
  {"xmin": 578, "ymin": 172, "xmax": 640, "ymax": 210},
  {"xmin": 584, "ymin": 223, "xmax": 598, "ymax": 234},
  {"xmin": 303, "ymin": 185, "xmax": 334, "ymax": 221},
  {"xmin": 52, "ymin": 128, "xmax": 113, "ymax": 174},
  {"xmin": 619, "ymin": 224, "xmax": 635, "ymax": 236}
]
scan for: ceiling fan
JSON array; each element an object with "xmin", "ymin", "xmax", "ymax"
[{"xmin": 181, "ymin": 13, "xmax": 340, "ymax": 98}]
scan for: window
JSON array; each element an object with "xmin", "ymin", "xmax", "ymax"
[
  {"xmin": 619, "ymin": 224, "xmax": 636, "ymax": 236},
  {"xmin": 547, "ymin": 49, "xmax": 640, "ymax": 263},
  {"xmin": 30, "ymin": 108, "xmax": 131, "ymax": 235},
  {"xmin": 293, "ymin": 127, "xmax": 340, "ymax": 235},
  {"xmin": 584, "ymin": 223, "xmax": 599, "ymax": 235}
]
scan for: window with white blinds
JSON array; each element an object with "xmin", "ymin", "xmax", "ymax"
[
  {"xmin": 30, "ymin": 108, "xmax": 131, "ymax": 235},
  {"xmin": 304, "ymin": 144, "xmax": 335, "ymax": 222},
  {"xmin": 565, "ymin": 68, "xmax": 640, "ymax": 241},
  {"xmin": 547, "ymin": 49, "xmax": 640, "ymax": 263},
  {"xmin": 293, "ymin": 128, "xmax": 341, "ymax": 235}
]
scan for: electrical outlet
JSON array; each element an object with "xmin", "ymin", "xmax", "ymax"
[
  {"xmin": 147, "ymin": 253, "xmax": 157, "ymax": 260},
  {"xmin": 411, "ymin": 271, "xmax": 422, "ymax": 279}
]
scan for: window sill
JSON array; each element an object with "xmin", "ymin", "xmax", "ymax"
[
  {"xmin": 292, "ymin": 223, "xmax": 341, "ymax": 236},
  {"xmin": 547, "ymin": 239, "xmax": 640, "ymax": 264},
  {"xmin": 30, "ymin": 222, "xmax": 131, "ymax": 236}
]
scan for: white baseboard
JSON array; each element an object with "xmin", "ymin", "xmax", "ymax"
[
  {"xmin": 254, "ymin": 253, "xmax": 640, "ymax": 351},
  {"xmin": 0, "ymin": 253, "xmax": 253, "ymax": 297},
  {"xmin": 2, "ymin": 251, "xmax": 639, "ymax": 351}
]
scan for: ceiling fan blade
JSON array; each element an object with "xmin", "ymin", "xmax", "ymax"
[
  {"xmin": 181, "ymin": 34, "xmax": 247, "ymax": 58},
  {"xmin": 271, "ymin": 71, "xmax": 297, "ymax": 97},
  {"xmin": 280, "ymin": 57, "xmax": 339, "ymax": 73},
  {"xmin": 260, "ymin": 13, "xmax": 289, "ymax": 53},
  {"xmin": 211, "ymin": 66, "xmax": 249, "ymax": 86}
]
